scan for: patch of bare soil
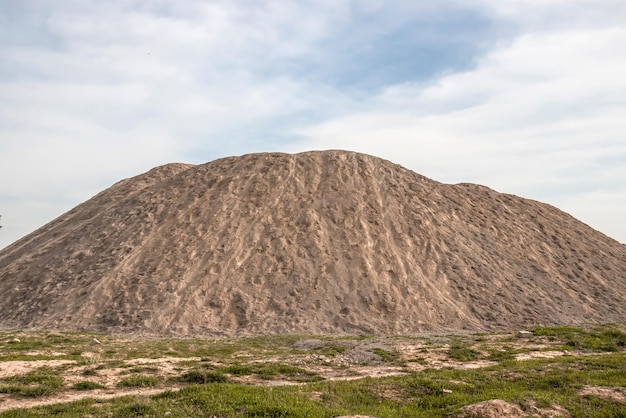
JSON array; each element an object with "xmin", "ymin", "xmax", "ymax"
[
  {"xmin": 398, "ymin": 340, "xmax": 499, "ymax": 371},
  {"xmin": 0, "ymin": 360, "xmax": 74, "ymax": 379},
  {"xmin": 0, "ymin": 387, "xmax": 180, "ymax": 414},
  {"xmin": 0, "ymin": 355, "xmax": 196, "ymax": 413},
  {"xmin": 1, "ymin": 151, "xmax": 626, "ymax": 336},
  {"xmin": 334, "ymin": 416, "xmax": 379, "ymax": 418},
  {"xmin": 454, "ymin": 400, "xmax": 526, "ymax": 418},
  {"xmin": 514, "ymin": 350, "xmax": 568, "ymax": 361},
  {"xmin": 526, "ymin": 400, "xmax": 572, "ymax": 418},
  {"xmin": 325, "ymin": 365, "xmax": 406, "ymax": 381},
  {"xmin": 578, "ymin": 385, "xmax": 626, "ymax": 404},
  {"xmin": 453, "ymin": 399, "xmax": 571, "ymax": 418}
]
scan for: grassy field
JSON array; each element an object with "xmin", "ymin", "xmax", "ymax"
[{"xmin": 0, "ymin": 324, "xmax": 624, "ymax": 417}]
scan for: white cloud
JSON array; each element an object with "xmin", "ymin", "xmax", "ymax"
[
  {"xmin": 0, "ymin": 0, "xmax": 360, "ymax": 247},
  {"xmin": 1, "ymin": 0, "xmax": 625, "ymax": 247},
  {"xmin": 476, "ymin": 0, "xmax": 626, "ymax": 30},
  {"xmin": 291, "ymin": 25, "xmax": 626, "ymax": 241}
]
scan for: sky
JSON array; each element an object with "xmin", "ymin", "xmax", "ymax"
[{"xmin": 1, "ymin": 0, "xmax": 625, "ymax": 249}]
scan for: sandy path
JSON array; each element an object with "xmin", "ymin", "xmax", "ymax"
[
  {"xmin": 0, "ymin": 387, "xmax": 181, "ymax": 413},
  {"xmin": 0, "ymin": 360, "xmax": 75, "ymax": 379}
]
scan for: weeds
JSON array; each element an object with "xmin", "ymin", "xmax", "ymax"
[
  {"xmin": 448, "ymin": 342, "xmax": 481, "ymax": 362},
  {"xmin": 221, "ymin": 363, "xmax": 323, "ymax": 382},
  {"xmin": 314, "ymin": 344, "xmax": 347, "ymax": 356},
  {"xmin": 0, "ymin": 369, "xmax": 63, "ymax": 397},
  {"xmin": 123, "ymin": 366, "xmax": 160, "ymax": 374},
  {"xmin": 72, "ymin": 381, "xmax": 106, "ymax": 391},
  {"xmin": 533, "ymin": 325, "xmax": 626, "ymax": 352},
  {"xmin": 117, "ymin": 375, "xmax": 162, "ymax": 388},
  {"xmin": 486, "ymin": 347, "xmax": 516, "ymax": 361},
  {"xmin": 370, "ymin": 347, "xmax": 401, "ymax": 363},
  {"xmin": 180, "ymin": 369, "xmax": 228, "ymax": 384}
]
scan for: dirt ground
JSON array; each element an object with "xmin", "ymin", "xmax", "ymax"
[{"xmin": 2, "ymin": 330, "xmax": 622, "ymax": 414}]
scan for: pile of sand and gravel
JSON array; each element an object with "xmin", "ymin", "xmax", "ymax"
[{"xmin": 1, "ymin": 150, "xmax": 625, "ymax": 336}]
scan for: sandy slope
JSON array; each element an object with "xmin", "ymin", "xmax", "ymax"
[{"xmin": 0, "ymin": 150, "xmax": 625, "ymax": 335}]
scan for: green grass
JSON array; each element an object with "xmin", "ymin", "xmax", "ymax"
[
  {"xmin": 370, "ymin": 347, "xmax": 401, "ymax": 363},
  {"xmin": 0, "ymin": 326, "xmax": 624, "ymax": 417},
  {"xmin": 0, "ymin": 369, "xmax": 63, "ymax": 398},
  {"xmin": 533, "ymin": 325, "xmax": 626, "ymax": 352},
  {"xmin": 117, "ymin": 375, "xmax": 162, "ymax": 388},
  {"xmin": 447, "ymin": 342, "xmax": 481, "ymax": 362},
  {"xmin": 179, "ymin": 369, "xmax": 228, "ymax": 384},
  {"xmin": 485, "ymin": 346, "xmax": 516, "ymax": 361},
  {"xmin": 0, "ymin": 332, "xmax": 105, "ymax": 362},
  {"xmin": 5, "ymin": 354, "xmax": 623, "ymax": 417},
  {"xmin": 313, "ymin": 344, "xmax": 347, "ymax": 356},
  {"xmin": 71, "ymin": 381, "xmax": 106, "ymax": 391},
  {"xmin": 221, "ymin": 363, "xmax": 323, "ymax": 382}
]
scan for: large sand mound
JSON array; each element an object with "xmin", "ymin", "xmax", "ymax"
[{"xmin": 1, "ymin": 151, "xmax": 625, "ymax": 335}]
